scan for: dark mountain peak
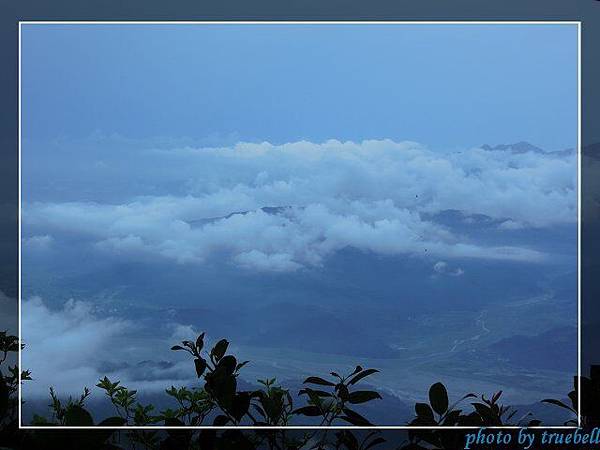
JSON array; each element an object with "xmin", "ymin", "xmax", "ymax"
[
  {"xmin": 187, "ymin": 205, "xmax": 293, "ymax": 228},
  {"xmin": 548, "ymin": 148, "xmax": 576, "ymax": 157},
  {"xmin": 260, "ymin": 206, "xmax": 291, "ymax": 215},
  {"xmin": 481, "ymin": 141, "xmax": 545, "ymax": 154},
  {"xmin": 481, "ymin": 141, "xmax": 577, "ymax": 157}
]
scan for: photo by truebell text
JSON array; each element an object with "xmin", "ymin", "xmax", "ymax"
[{"xmin": 465, "ymin": 428, "xmax": 600, "ymax": 449}]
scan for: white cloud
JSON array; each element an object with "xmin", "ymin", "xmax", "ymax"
[
  {"xmin": 22, "ymin": 234, "xmax": 54, "ymax": 250},
  {"xmin": 21, "ymin": 297, "xmax": 132, "ymax": 396},
  {"xmin": 234, "ymin": 250, "xmax": 302, "ymax": 272},
  {"xmin": 433, "ymin": 261, "xmax": 464, "ymax": 276},
  {"xmin": 433, "ymin": 261, "xmax": 448, "ymax": 273},
  {"xmin": 498, "ymin": 220, "xmax": 526, "ymax": 231},
  {"xmin": 22, "ymin": 139, "xmax": 576, "ymax": 272},
  {"xmin": 20, "ymin": 297, "xmax": 201, "ymax": 398}
]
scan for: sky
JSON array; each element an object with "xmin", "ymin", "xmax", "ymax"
[{"xmin": 21, "ymin": 23, "xmax": 578, "ymax": 151}]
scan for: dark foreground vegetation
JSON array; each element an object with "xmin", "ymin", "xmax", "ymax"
[{"xmin": 1, "ymin": 329, "xmax": 598, "ymax": 449}]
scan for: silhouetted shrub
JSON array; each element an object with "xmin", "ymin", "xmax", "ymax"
[{"xmin": 1, "ymin": 328, "xmax": 598, "ymax": 450}]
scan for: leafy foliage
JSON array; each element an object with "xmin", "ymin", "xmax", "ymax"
[
  {"xmin": 295, "ymin": 366, "xmax": 381, "ymax": 427},
  {"xmin": 1, "ymin": 331, "xmax": 31, "ymax": 448},
  {"xmin": 406, "ymin": 382, "xmax": 542, "ymax": 449},
  {"xmin": 0, "ymin": 327, "xmax": 597, "ymax": 450},
  {"xmin": 1, "ymin": 331, "xmax": 385, "ymax": 449}
]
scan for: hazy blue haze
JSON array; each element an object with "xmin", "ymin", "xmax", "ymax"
[{"xmin": 21, "ymin": 23, "xmax": 577, "ymax": 150}]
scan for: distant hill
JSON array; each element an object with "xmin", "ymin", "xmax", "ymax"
[
  {"xmin": 487, "ymin": 326, "xmax": 577, "ymax": 371},
  {"xmin": 187, "ymin": 206, "xmax": 292, "ymax": 227},
  {"xmin": 481, "ymin": 141, "xmax": 575, "ymax": 157}
]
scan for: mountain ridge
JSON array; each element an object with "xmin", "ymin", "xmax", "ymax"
[{"xmin": 481, "ymin": 141, "xmax": 575, "ymax": 156}]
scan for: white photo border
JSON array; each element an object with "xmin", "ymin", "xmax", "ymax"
[{"xmin": 17, "ymin": 20, "xmax": 582, "ymax": 430}]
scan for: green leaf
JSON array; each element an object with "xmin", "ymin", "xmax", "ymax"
[
  {"xmin": 230, "ymin": 392, "xmax": 251, "ymax": 422},
  {"xmin": 491, "ymin": 391, "xmax": 503, "ymax": 404},
  {"xmin": 211, "ymin": 339, "xmax": 229, "ymax": 361},
  {"xmin": 194, "ymin": 358, "xmax": 207, "ymax": 378},
  {"xmin": 348, "ymin": 369, "xmax": 379, "ymax": 385},
  {"xmin": 299, "ymin": 389, "xmax": 324, "ymax": 407},
  {"xmin": 409, "ymin": 416, "xmax": 437, "ymax": 427},
  {"xmin": 471, "ymin": 402, "xmax": 499, "ymax": 425},
  {"xmin": 428, "ymin": 382, "xmax": 449, "ymax": 415},
  {"xmin": 303, "ymin": 376, "xmax": 335, "ymax": 387},
  {"xmin": 205, "ymin": 369, "xmax": 237, "ymax": 409},
  {"xmin": 236, "ymin": 360, "xmax": 250, "ymax": 371},
  {"xmin": 351, "ymin": 366, "xmax": 363, "ymax": 375},
  {"xmin": 171, "ymin": 345, "xmax": 185, "ymax": 351},
  {"xmin": 64, "ymin": 405, "xmax": 94, "ymax": 426},
  {"xmin": 340, "ymin": 407, "xmax": 373, "ymax": 426},
  {"xmin": 293, "ymin": 405, "xmax": 322, "ymax": 416},
  {"xmin": 196, "ymin": 332, "xmax": 205, "ymax": 351},
  {"xmin": 218, "ymin": 355, "xmax": 237, "ymax": 375},
  {"xmin": 98, "ymin": 416, "xmax": 127, "ymax": 426},
  {"xmin": 213, "ymin": 415, "xmax": 231, "ymax": 426},
  {"xmin": 337, "ymin": 384, "xmax": 350, "ymax": 401},
  {"xmin": 442, "ymin": 409, "xmax": 462, "ymax": 425},
  {"xmin": 415, "ymin": 402, "xmax": 434, "ymax": 421},
  {"xmin": 299, "ymin": 388, "xmax": 332, "ymax": 398},
  {"xmin": 165, "ymin": 417, "xmax": 185, "ymax": 426},
  {"xmin": 348, "ymin": 390, "xmax": 382, "ymax": 404},
  {"xmin": 182, "ymin": 341, "xmax": 196, "ymax": 354},
  {"xmin": 458, "ymin": 411, "xmax": 484, "ymax": 426},
  {"xmin": 31, "ymin": 414, "xmax": 53, "ymax": 426}
]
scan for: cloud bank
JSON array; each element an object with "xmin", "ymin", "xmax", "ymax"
[
  {"xmin": 21, "ymin": 297, "xmax": 198, "ymax": 397},
  {"xmin": 22, "ymin": 139, "xmax": 576, "ymax": 272}
]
